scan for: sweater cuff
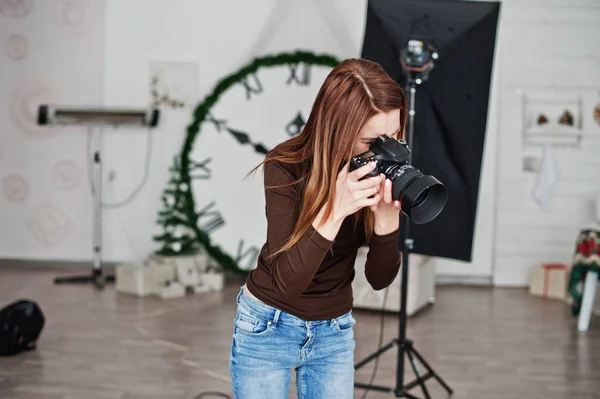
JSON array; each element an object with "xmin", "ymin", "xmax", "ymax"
[
  {"xmin": 306, "ymin": 224, "xmax": 334, "ymax": 251},
  {"xmin": 370, "ymin": 228, "xmax": 400, "ymax": 245}
]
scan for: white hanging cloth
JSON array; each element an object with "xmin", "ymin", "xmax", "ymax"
[{"xmin": 532, "ymin": 144, "xmax": 558, "ymax": 208}]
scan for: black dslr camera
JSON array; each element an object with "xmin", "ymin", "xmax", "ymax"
[{"xmin": 349, "ymin": 134, "xmax": 447, "ymax": 224}]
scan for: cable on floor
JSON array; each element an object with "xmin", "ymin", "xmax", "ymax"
[
  {"xmin": 85, "ymin": 126, "xmax": 153, "ymax": 209},
  {"xmin": 193, "ymin": 392, "xmax": 232, "ymax": 399}
]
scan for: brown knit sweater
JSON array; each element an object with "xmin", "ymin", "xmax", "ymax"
[{"xmin": 245, "ymin": 155, "xmax": 402, "ymax": 321}]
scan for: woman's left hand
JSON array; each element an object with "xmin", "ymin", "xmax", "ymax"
[{"xmin": 370, "ymin": 174, "xmax": 401, "ymax": 235}]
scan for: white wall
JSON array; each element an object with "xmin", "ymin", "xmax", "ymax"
[
  {"xmin": 0, "ymin": 0, "xmax": 104, "ymax": 261},
  {"xmin": 491, "ymin": 0, "xmax": 600, "ymax": 286}
]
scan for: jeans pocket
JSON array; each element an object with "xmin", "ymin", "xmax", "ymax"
[
  {"xmin": 234, "ymin": 309, "xmax": 272, "ymax": 337},
  {"xmin": 332, "ymin": 312, "xmax": 356, "ymax": 333}
]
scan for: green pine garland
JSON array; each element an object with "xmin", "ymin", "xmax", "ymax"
[{"xmin": 154, "ymin": 50, "xmax": 341, "ymax": 276}]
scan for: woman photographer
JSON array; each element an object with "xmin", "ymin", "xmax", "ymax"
[{"xmin": 229, "ymin": 58, "xmax": 407, "ymax": 398}]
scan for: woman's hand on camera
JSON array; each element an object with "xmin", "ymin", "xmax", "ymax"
[
  {"xmin": 313, "ymin": 162, "xmax": 384, "ymax": 241},
  {"xmin": 370, "ymin": 174, "xmax": 401, "ymax": 235},
  {"xmin": 333, "ymin": 161, "xmax": 384, "ymax": 221}
]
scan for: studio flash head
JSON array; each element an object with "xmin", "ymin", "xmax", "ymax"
[{"xmin": 399, "ymin": 38, "xmax": 438, "ymax": 84}]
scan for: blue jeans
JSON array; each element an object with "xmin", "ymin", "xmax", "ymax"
[{"xmin": 229, "ymin": 285, "xmax": 356, "ymax": 398}]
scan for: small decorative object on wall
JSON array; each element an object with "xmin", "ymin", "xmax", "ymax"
[
  {"xmin": 51, "ymin": 160, "xmax": 82, "ymax": 191},
  {"xmin": 522, "ymin": 92, "xmax": 582, "ymax": 146},
  {"xmin": 26, "ymin": 201, "xmax": 72, "ymax": 246},
  {"xmin": 0, "ymin": 0, "xmax": 34, "ymax": 18},
  {"xmin": 10, "ymin": 79, "xmax": 58, "ymax": 138},
  {"xmin": 153, "ymin": 50, "xmax": 340, "ymax": 276},
  {"xmin": 594, "ymin": 103, "xmax": 600, "ymax": 126},
  {"xmin": 149, "ymin": 61, "xmax": 199, "ymax": 110},
  {"xmin": 536, "ymin": 113, "xmax": 548, "ymax": 125},
  {"xmin": 4, "ymin": 34, "xmax": 28, "ymax": 61},
  {"xmin": 558, "ymin": 109, "xmax": 574, "ymax": 126},
  {"xmin": 1, "ymin": 174, "xmax": 29, "ymax": 203},
  {"xmin": 55, "ymin": 0, "xmax": 94, "ymax": 37}
]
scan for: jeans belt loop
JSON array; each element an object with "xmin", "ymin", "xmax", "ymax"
[{"xmin": 272, "ymin": 308, "xmax": 281, "ymax": 327}]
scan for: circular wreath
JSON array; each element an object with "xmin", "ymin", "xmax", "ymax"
[{"xmin": 154, "ymin": 50, "xmax": 341, "ymax": 276}]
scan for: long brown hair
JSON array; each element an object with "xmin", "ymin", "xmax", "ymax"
[{"xmin": 250, "ymin": 58, "xmax": 407, "ymax": 257}]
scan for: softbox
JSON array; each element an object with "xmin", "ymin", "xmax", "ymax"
[{"xmin": 361, "ymin": 0, "xmax": 500, "ymax": 262}]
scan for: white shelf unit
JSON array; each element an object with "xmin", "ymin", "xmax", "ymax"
[{"xmin": 521, "ymin": 92, "xmax": 583, "ymax": 147}]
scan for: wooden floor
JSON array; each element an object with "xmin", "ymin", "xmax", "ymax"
[{"xmin": 0, "ymin": 267, "xmax": 598, "ymax": 399}]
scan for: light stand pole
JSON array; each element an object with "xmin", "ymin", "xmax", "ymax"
[
  {"xmin": 52, "ymin": 127, "xmax": 109, "ymax": 289},
  {"xmin": 37, "ymin": 105, "xmax": 159, "ymax": 290},
  {"xmin": 354, "ymin": 39, "xmax": 453, "ymax": 399}
]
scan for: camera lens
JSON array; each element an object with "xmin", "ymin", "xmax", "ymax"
[
  {"xmin": 413, "ymin": 188, "xmax": 429, "ymax": 207},
  {"xmin": 389, "ymin": 167, "xmax": 448, "ymax": 224}
]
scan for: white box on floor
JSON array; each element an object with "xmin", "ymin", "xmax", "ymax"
[
  {"xmin": 352, "ymin": 246, "xmax": 436, "ymax": 316},
  {"xmin": 152, "ymin": 251, "xmax": 210, "ymax": 274},
  {"xmin": 116, "ymin": 261, "xmax": 175, "ymax": 297},
  {"xmin": 193, "ymin": 271, "xmax": 225, "ymax": 294}
]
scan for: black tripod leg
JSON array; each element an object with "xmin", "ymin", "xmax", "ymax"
[
  {"xmin": 354, "ymin": 339, "xmax": 397, "ymax": 370},
  {"xmin": 406, "ymin": 348, "xmax": 431, "ymax": 399},
  {"xmin": 53, "ymin": 271, "xmax": 115, "ymax": 290},
  {"xmin": 54, "ymin": 275, "xmax": 93, "ymax": 284},
  {"xmin": 410, "ymin": 345, "xmax": 453, "ymax": 395}
]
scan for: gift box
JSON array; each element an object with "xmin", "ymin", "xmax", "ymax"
[
  {"xmin": 529, "ymin": 263, "xmax": 570, "ymax": 300},
  {"xmin": 116, "ymin": 261, "xmax": 175, "ymax": 297},
  {"xmin": 193, "ymin": 271, "xmax": 225, "ymax": 294},
  {"xmin": 151, "ymin": 250, "xmax": 210, "ymax": 274}
]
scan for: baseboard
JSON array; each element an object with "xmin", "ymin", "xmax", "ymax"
[
  {"xmin": 0, "ymin": 258, "xmax": 248, "ymax": 285},
  {"xmin": 0, "ymin": 258, "xmax": 117, "ymax": 271},
  {"xmin": 435, "ymin": 274, "xmax": 492, "ymax": 286}
]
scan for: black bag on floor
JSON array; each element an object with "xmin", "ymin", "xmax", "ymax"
[{"xmin": 0, "ymin": 299, "xmax": 45, "ymax": 356}]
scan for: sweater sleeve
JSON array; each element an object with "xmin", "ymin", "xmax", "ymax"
[
  {"xmin": 364, "ymin": 228, "xmax": 402, "ymax": 290},
  {"xmin": 263, "ymin": 161, "xmax": 334, "ymax": 302}
]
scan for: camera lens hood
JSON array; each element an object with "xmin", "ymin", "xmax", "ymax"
[{"xmin": 397, "ymin": 174, "xmax": 448, "ymax": 224}]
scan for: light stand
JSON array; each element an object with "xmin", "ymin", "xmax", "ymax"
[
  {"xmin": 354, "ymin": 40, "xmax": 453, "ymax": 398},
  {"xmin": 37, "ymin": 105, "xmax": 160, "ymax": 289}
]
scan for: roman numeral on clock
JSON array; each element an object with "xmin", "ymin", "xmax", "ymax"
[
  {"xmin": 236, "ymin": 239, "xmax": 260, "ymax": 270},
  {"xmin": 240, "ymin": 73, "xmax": 263, "ymax": 100},
  {"xmin": 197, "ymin": 201, "xmax": 225, "ymax": 233},
  {"xmin": 287, "ymin": 63, "xmax": 311, "ymax": 86},
  {"xmin": 189, "ymin": 157, "xmax": 212, "ymax": 180}
]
